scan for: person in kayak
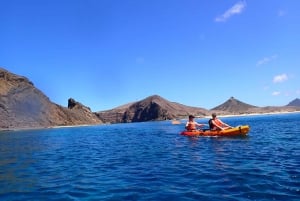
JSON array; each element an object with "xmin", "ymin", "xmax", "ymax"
[
  {"xmin": 209, "ymin": 113, "xmax": 232, "ymax": 130},
  {"xmin": 185, "ymin": 115, "xmax": 205, "ymax": 131}
]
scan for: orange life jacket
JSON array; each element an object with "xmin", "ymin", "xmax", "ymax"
[
  {"xmin": 214, "ymin": 119, "xmax": 223, "ymax": 127},
  {"xmin": 186, "ymin": 122, "xmax": 196, "ymax": 131},
  {"xmin": 210, "ymin": 118, "xmax": 223, "ymax": 130}
]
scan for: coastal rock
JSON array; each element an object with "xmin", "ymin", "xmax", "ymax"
[
  {"xmin": 96, "ymin": 95, "xmax": 208, "ymax": 123},
  {"xmin": 0, "ymin": 68, "xmax": 102, "ymax": 130},
  {"xmin": 68, "ymin": 98, "xmax": 91, "ymax": 112},
  {"xmin": 66, "ymin": 97, "xmax": 101, "ymax": 125}
]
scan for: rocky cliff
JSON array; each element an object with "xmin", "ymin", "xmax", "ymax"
[
  {"xmin": 0, "ymin": 68, "xmax": 102, "ymax": 130},
  {"xmin": 96, "ymin": 95, "xmax": 208, "ymax": 123}
]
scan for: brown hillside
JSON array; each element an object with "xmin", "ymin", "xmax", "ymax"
[{"xmin": 0, "ymin": 68, "xmax": 102, "ymax": 130}]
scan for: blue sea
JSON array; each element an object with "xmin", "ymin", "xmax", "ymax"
[{"xmin": 0, "ymin": 113, "xmax": 299, "ymax": 201}]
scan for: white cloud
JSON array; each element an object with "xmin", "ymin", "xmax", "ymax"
[
  {"xmin": 215, "ymin": 1, "xmax": 246, "ymax": 22},
  {"xmin": 273, "ymin": 74, "xmax": 288, "ymax": 83},
  {"xmin": 256, "ymin": 54, "xmax": 277, "ymax": 66},
  {"xmin": 272, "ymin": 91, "xmax": 281, "ymax": 96}
]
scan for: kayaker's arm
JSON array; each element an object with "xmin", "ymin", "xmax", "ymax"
[
  {"xmin": 220, "ymin": 120, "xmax": 232, "ymax": 128},
  {"xmin": 196, "ymin": 122, "xmax": 205, "ymax": 127}
]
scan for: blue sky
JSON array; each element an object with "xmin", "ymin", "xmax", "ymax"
[{"xmin": 1, "ymin": 0, "xmax": 300, "ymax": 111}]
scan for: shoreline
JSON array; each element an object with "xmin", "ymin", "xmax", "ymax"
[
  {"xmin": 0, "ymin": 123, "xmax": 103, "ymax": 132},
  {"xmin": 212, "ymin": 110, "xmax": 300, "ymax": 118},
  {"xmin": 191, "ymin": 110, "xmax": 300, "ymax": 120},
  {"xmin": 1, "ymin": 111, "xmax": 300, "ymax": 132}
]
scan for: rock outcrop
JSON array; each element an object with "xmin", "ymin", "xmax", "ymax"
[
  {"xmin": 0, "ymin": 68, "xmax": 102, "ymax": 130},
  {"xmin": 96, "ymin": 95, "xmax": 208, "ymax": 123}
]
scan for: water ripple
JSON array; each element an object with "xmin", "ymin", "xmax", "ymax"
[{"xmin": 0, "ymin": 114, "xmax": 300, "ymax": 200}]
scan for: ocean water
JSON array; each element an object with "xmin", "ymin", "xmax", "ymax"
[{"xmin": 0, "ymin": 113, "xmax": 299, "ymax": 201}]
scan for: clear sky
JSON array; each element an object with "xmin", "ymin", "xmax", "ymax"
[{"xmin": 1, "ymin": 0, "xmax": 300, "ymax": 111}]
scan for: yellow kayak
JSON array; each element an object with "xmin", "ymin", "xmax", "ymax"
[{"xmin": 181, "ymin": 125, "xmax": 250, "ymax": 137}]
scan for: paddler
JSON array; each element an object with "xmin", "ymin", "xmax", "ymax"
[
  {"xmin": 209, "ymin": 113, "xmax": 232, "ymax": 130},
  {"xmin": 185, "ymin": 115, "xmax": 205, "ymax": 131}
]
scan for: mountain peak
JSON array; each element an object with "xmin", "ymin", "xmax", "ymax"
[
  {"xmin": 286, "ymin": 98, "xmax": 300, "ymax": 107},
  {"xmin": 211, "ymin": 97, "xmax": 257, "ymax": 113},
  {"xmin": 148, "ymin": 94, "xmax": 162, "ymax": 99},
  {"xmin": 140, "ymin": 94, "xmax": 166, "ymax": 103}
]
